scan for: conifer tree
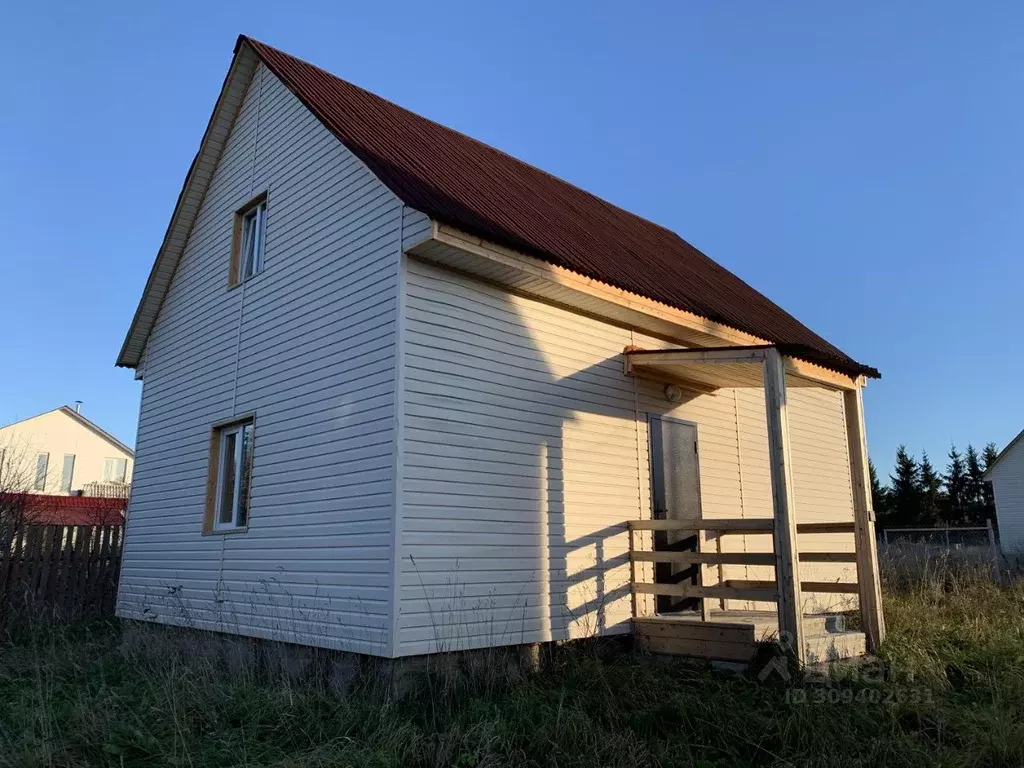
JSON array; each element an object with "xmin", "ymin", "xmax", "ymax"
[
  {"xmin": 981, "ymin": 442, "xmax": 1000, "ymax": 522},
  {"xmin": 982, "ymin": 442, "xmax": 1000, "ymax": 473},
  {"xmin": 918, "ymin": 450, "xmax": 943, "ymax": 526},
  {"xmin": 965, "ymin": 444, "xmax": 986, "ymax": 524},
  {"xmin": 889, "ymin": 446, "xmax": 921, "ymax": 526},
  {"xmin": 869, "ymin": 458, "xmax": 889, "ymax": 519},
  {"xmin": 944, "ymin": 444, "xmax": 968, "ymax": 525}
]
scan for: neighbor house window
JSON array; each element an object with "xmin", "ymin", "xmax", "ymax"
[
  {"xmin": 34, "ymin": 453, "xmax": 49, "ymax": 491},
  {"xmin": 60, "ymin": 454, "xmax": 76, "ymax": 493},
  {"xmin": 103, "ymin": 457, "xmax": 127, "ymax": 483},
  {"xmin": 205, "ymin": 418, "xmax": 255, "ymax": 532},
  {"xmin": 230, "ymin": 193, "xmax": 268, "ymax": 285}
]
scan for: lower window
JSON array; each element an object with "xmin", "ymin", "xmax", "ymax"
[{"xmin": 206, "ymin": 418, "xmax": 255, "ymax": 532}]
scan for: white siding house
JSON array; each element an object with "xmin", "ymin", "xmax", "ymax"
[
  {"xmin": 116, "ymin": 37, "xmax": 884, "ymax": 663},
  {"xmin": 986, "ymin": 430, "xmax": 1024, "ymax": 555}
]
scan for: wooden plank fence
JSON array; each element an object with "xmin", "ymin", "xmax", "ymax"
[{"xmin": 0, "ymin": 523, "xmax": 123, "ymax": 633}]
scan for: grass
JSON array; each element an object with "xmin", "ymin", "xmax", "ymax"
[{"xmin": 2, "ymin": 551, "xmax": 1023, "ymax": 767}]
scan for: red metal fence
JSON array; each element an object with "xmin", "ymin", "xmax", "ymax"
[{"xmin": 0, "ymin": 524, "xmax": 123, "ymax": 632}]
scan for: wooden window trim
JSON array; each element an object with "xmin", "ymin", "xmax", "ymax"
[
  {"xmin": 228, "ymin": 191, "xmax": 268, "ymax": 288},
  {"xmin": 203, "ymin": 413, "xmax": 256, "ymax": 535}
]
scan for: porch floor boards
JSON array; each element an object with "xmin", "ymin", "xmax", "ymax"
[{"xmin": 634, "ymin": 610, "xmax": 866, "ymax": 664}]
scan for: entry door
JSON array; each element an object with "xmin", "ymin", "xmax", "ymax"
[{"xmin": 649, "ymin": 416, "xmax": 703, "ymax": 614}]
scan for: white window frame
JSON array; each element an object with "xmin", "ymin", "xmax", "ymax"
[
  {"xmin": 239, "ymin": 200, "xmax": 267, "ymax": 281},
  {"xmin": 103, "ymin": 457, "xmax": 127, "ymax": 483},
  {"xmin": 213, "ymin": 421, "xmax": 254, "ymax": 531}
]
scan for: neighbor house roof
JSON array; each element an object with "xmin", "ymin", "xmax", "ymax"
[
  {"xmin": 119, "ymin": 35, "xmax": 879, "ymax": 379},
  {"xmin": 0, "ymin": 406, "xmax": 134, "ymax": 458},
  {"xmin": 9, "ymin": 493, "xmax": 128, "ymax": 526},
  {"xmin": 984, "ymin": 428, "xmax": 1024, "ymax": 479}
]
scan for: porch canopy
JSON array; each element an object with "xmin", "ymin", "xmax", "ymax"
[
  {"xmin": 623, "ymin": 344, "xmax": 863, "ymax": 393},
  {"xmin": 623, "ymin": 342, "xmax": 885, "ymax": 661}
]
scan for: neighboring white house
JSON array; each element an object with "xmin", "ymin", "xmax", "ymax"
[
  {"xmin": 114, "ymin": 36, "xmax": 885, "ymax": 663},
  {"xmin": 0, "ymin": 406, "xmax": 134, "ymax": 496},
  {"xmin": 985, "ymin": 429, "xmax": 1024, "ymax": 554}
]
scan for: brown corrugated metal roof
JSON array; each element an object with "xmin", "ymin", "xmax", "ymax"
[{"xmin": 242, "ymin": 36, "xmax": 878, "ymax": 379}]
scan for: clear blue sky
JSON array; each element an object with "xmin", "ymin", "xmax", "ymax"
[{"xmin": 1, "ymin": 2, "xmax": 1021, "ymax": 478}]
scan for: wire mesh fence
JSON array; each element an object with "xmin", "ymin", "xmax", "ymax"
[{"xmin": 878, "ymin": 521, "xmax": 1004, "ymax": 588}]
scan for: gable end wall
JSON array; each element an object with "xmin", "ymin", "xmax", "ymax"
[
  {"xmin": 990, "ymin": 441, "xmax": 1024, "ymax": 554},
  {"xmin": 116, "ymin": 63, "xmax": 430, "ymax": 655}
]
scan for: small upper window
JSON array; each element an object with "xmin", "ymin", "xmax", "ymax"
[
  {"xmin": 103, "ymin": 457, "xmax": 127, "ymax": 483},
  {"xmin": 207, "ymin": 419, "xmax": 255, "ymax": 532},
  {"xmin": 34, "ymin": 453, "xmax": 49, "ymax": 491},
  {"xmin": 232, "ymin": 194, "xmax": 268, "ymax": 285}
]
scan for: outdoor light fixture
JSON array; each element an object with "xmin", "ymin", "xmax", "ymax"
[{"xmin": 664, "ymin": 383, "xmax": 685, "ymax": 404}]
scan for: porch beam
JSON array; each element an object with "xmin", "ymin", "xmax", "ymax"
[
  {"xmin": 625, "ymin": 347, "xmax": 769, "ymax": 369},
  {"xmin": 783, "ymin": 356, "xmax": 860, "ymax": 391},
  {"xmin": 844, "ymin": 386, "xmax": 886, "ymax": 651},
  {"xmin": 763, "ymin": 348, "xmax": 806, "ymax": 664}
]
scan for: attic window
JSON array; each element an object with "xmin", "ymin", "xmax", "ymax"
[{"xmin": 230, "ymin": 193, "xmax": 268, "ymax": 285}]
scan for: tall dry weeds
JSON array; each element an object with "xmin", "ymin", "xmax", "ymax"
[{"xmin": 1, "ymin": 548, "xmax": 1023, "ymax": 766}]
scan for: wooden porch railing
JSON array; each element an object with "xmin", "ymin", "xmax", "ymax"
[{"xmin": 627, "ymin": 518, "xmax": 861, "ymax": 628}]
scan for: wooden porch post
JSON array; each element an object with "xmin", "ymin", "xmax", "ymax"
[
  {"xmin": 843, "ymin": 386, "xmax": 886, "ymax": 651},
  {"xmin": 762, "ymin": 349, "xmax": 805, "ymax": 664}
]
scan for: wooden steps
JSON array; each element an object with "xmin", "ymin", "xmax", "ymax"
[
  {"xmin": 634, "ymin": 615, "xmax": 760, "ymax": 662},
  {"xmin": 634, "ymin": 610, "xmax": 866, "ymax": 664},
  {"xmin": 805, "ymin": 630, "xmax": 865, "ymax": 664}
]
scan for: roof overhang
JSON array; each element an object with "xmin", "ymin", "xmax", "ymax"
[
  {"xmin": 624, "ymin": 346, "xmax": 862, "ymax": 392},
  {"xmin": 410, "ymin": 223, "xmax": 778, "ymax": 351},
  {"xmin": 409, "ymin": 224, "xmax": 876, "ymax": 383}
]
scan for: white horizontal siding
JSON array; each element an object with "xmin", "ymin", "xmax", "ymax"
[
  {"xmin": 117, "ymin": 64, "xmax": 430, "ymax": 655},
  {"xmin": 396, "ymin": 260, "xmax": 858, "ymax": 655},
  {"xmin": 990, "ymin": 441, "xmax": 1024, "ymax": 554}
]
